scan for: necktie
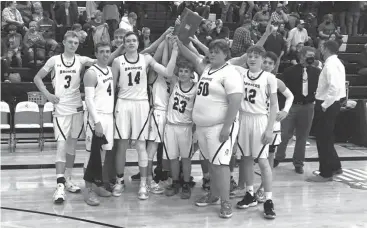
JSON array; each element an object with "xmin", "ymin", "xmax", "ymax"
[{"xmin": 302, "ymin": 67, "xmax": 308, "ymax": 97}]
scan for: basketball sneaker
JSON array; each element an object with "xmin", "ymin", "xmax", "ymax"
[
  {"xmin": 264, "ymin": 199, "xmax": 276, "ymax": 219},
  {"xmin": 138, "ymin": 184, "xmax": 149, "ymax": 200},
  {"xmin": 65, "ymin": 177, "xmax": 81, "ymax": 193},
  {"xmin": 160, "ymin": 177, "xmax": 173, "ymax": 189},
  {"xmin": 84, "ymin": 188, "xmax": 100, "ymax": 206},
  {"xmin": 112, "ymin": 179, "xmax": 125, "ymax": 197},
  {"xmin": 94, "ymin": 185, "xmax": 112, "ymax": 197},
  {"xmin": 165, "ymin": 181, "xmax": 180, "ymax": 197},
  {"xmin": 148, "ymin": 180, "xmax": 165, "ymax": 194},
  {"xmin": 237, "ymin": 192, "xmax": 258, "ymax": 209},
  {"xmin": 255, "ymin": 188, "xmax": 266, "ymax": 203},
  {"xmin": 53, "ymin": 183, "xmax": 66, "ymax": 204},
  {"xmin": 230, "ymin": 186, "xmax": 246, "ymax": 199},
  {"xmin": 219, "ymin": 200, "xmax": 233, "ymax": 219},
  {"xmin": 202, "ymin": 177, "xmax": 210, "ymax": 191},
  {"xmin": 130, "ymin": 172, "xmax": 141, "ymax": 182},
  {"xmin": 195, "ymin": 193, "xmax": 220, "ymax": 207},
  {"xmin": 180, "ymin": 183, "xmax": 191, "ymax": 199}
]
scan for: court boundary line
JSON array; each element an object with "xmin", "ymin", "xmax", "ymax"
[{"xmin": 1, "ymin": 207, "xmax": 124, "ymax": 228}]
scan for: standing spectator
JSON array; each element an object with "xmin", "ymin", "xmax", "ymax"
[
  {"xmin": 270, "ymin": 3, "xmax": 288, "ymax": 25},
  {"xmin": 32, "ymin": 2, "xmax": 43, "ymax": 22},
  {"xmin": 86, "ymin": 1, "xmax": 99, "ymax": 22},
  {"xmin": 287, "ymin": 12, "xmax": 300, "ymax": 30},
  {"xmin": 210, "ymin": 19, "xmax": 229, "ymax": 41},
  {"xmin": 334, "ymin": 1, "xmax": 349, "ymax": 35},
  {"xmin": 274, "ymin": 46, "xmax": 321, "ymax": 173},
  {"xmin": 231, "ymin": 19, "xmax": 252, "ymax": 57},
  {"xmin": 100, "ymin": 1, "xmax": 122, "ymax": 39},
  {"xmin": 23, "ymin": 21, "xmax": 46, "ymax": 64},
  {"xmin": 55, "ymin": 1, "xmax": 79, "ymax": 38},
  {"xmin": 138, "ymin": 27, "xmax": 151, "ymax": 51},
  {"xmin": 263, "ymin": 23, "xmax": 286, "ymax": 66},
  {"xmin": 2, "ymin": 1, "xmax": 27, "ymax": 34},
  {"xmin": 358, "ymin": 44, "xmax": 367, "ymax": 77},
  {"xmin": 346, "ymin": 2, "xmax": 362, "ymax": 36},
  {"xmin": 220, "ymin": 1, "xmax": 234, "ymax": 23},
  {"xmin": 359, "ymin": 2, "xmax": 367, "ymax": 35},
  {"xmin": 6, "ymin": 24, "xmax": 22, "ymax": 67},
  {"xmin": 119, "ymin": 12, "xmax": 137, "ymax": 32},
  {"xmin": 307, "ymin": 40, "xmax": 345, "ymax": 182},
  {"xmin": 250, "ymin": 21, "xmax": 261, "ymax": 44},
  {"xmin": 253, "ymin": 3, "xmax": 270, "ymax": 34},
  {"xmin": 37, "ymin": 11, "xmax": 58, "ymax": 57},
  {"xmin": 287, "ymin": 20, "xmax": 309, "ymax": 53}
]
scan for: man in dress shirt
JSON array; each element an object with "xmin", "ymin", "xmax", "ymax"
[
  {"xmin": 307, "ymin": 40, "xmax": 345, "ymax": 182},
  {"xmin": 274, "ymin": 46, "xmax": 321, "ymax": 174}
]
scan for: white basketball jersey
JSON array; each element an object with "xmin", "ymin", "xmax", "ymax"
[
  {"xmin": 150, "ymin": 74, "xmax": 171, "ymax": 111},
  {"xmin": 89, "ymin": 65, "xmax": 114, "ymax": 114},
  {"xmin": 240, "ymin": 69, "xmax": 277, "ymax": 115},
  {"xmin": 51, "ymin": 54, "xmax": 83, "ymax": 116},
  {"xmin": 117, "ymin": 54, "xmax": 148, "ymax": 100},
  {"xmin": 167, "ymin": 81, "xmax": 197, "ymax": 125}
]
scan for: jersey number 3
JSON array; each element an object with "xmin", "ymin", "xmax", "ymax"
[
  {"xmin": 244, "ymin": 88, "xmax": 256, "ymax": 104},
  {"xmin": 128, "ymin": 72, "xmax": 140, "ymax": 86},
  {"xmin": 173, "ymin": 97, "xmax": 187, "ymax": 113},
  {"xmin": 64, "ymin": 75, "xmax": 71, "ymax": 89}
]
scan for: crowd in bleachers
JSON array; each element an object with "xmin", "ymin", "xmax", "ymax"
[{"xmin": 1, "ymin": 1, "xmax": 367, "ymax": 82}]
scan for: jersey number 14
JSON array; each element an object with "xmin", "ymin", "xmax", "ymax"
[{"xmin": 128, "ymin": 72, "xmax": 140, "ymax": 86}]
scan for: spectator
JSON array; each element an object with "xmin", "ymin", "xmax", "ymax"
[
  {"xmin": 289, "ymin": 42, "xmax": 304, "ymax": 65},
  {"xmin": 358, "ymin": 44, "xmax": 367, "ymax": 77},
  {"xmin": 271, "ymin": 3, "xmax": 288, "ymax": 25},
  {"xmin": 209, "ymin": 19, "xmax": 229, "ymax": 41},
  {"xmin": 250, "ymin": 21, "xmax": 261, "ymax": 44},
  {"xmin": 278, "ymin": 23, "xmax": 288, "ymax": 39},
  {"xmin": 23, "ymin": 21, "xmax": 46, "ymax": 64},
  {"xmin": 119, "ymin": 12, "xmax": 137, "ymax": 32},
  {"xmin": 328, "ymin": 33, "xmax": 342, "ymax": 48},
  {"xmin": 32, "ymin": 2, "xmax": 43, "ymax": 22},
  {"xmin": 334, "ymin": 1, "xmax": 349, "ymax": 35},
  {"xmin": 139, "ymin": 27, "xmax": 151, "ymax": 51},
  {"xmin": 37, "ymin": 11, "xmax": 58, "ymax": 57},
  {"xmin": 253, "ymin": 3, "xmax": 270, "ymax": 34},
  {"xmin": 220, "ymin": 1, "xmax": 233, "ymax": 23},
  {"xmin": 6, "ymin": 24, "xmax": 22, "ymax": 67},
  {"xmin": 346, "ymin": 2, "xmax": 362, "ymax": 36},
  {"xmin": 360, "ymin": 2, "xmax": 367, "ymax": 35},
  {"xmin": 100, "ymin": 1, "xmax": 122, "ymax": 39},
  {"xmin": 231, "ymin": 19, "xmax": 252, "ymax": 57},
  {"xmin": 264, "ymin": 23, "xmax": 286, "ymax": 60},
  {"xmin": 318, "ymin": 14, "xmax": 338, "ymax": 41},
  {"xmin": 111, "ymin": 28, "xmax": 127, "ymax": 51},
  {"xmin": 195, "ymin": 19, "xmax": 213, "ymax": 48},
  {"xmin": 2, "ymin": 1, "xmax": 27, "ymax": 34},
  {"xmin": 16, "ymin": 1, "xmax": 32, "ymax": 25},
  {"xmin": 1, "ymin": 39, "xmax": 10, "ymax": 82},
  {"xmin": 238, "ymin": 1, "xmax": 254, "ymax": 25},
  {"xmin": 287, "ymin": 20, "xmax": 309, "ymax": 53},
  {"xmin": 87, "ymin": 10, "xmax": 104, "ymax": 28},
  {"xmin": 72, "ymin": 23, "xmax": 88, "ymax": 44},
  {"xmin": 55, "ymin": 1, "xmax": 79, "ymax": 38},
  {"xmin": 287, "ymin": 12, "xmax": 300, "ymax": 29},
  {"xmin": 86, "ymin": 1, "xmax": 99, "ymax": 22}
]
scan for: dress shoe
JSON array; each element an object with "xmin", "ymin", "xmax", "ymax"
[
  {"xmin": 332, "ymin": 168, "xmax": 343, "ymax": 175},
  {"xmin": 295, "ymin": 166, "xmax": 304, "ymax": 174},
  {"xmin": 306, "ymin": 175, "xmax": 332, "ymax": 182}
]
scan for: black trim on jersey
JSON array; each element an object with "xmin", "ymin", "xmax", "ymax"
[
  {"xmin": 237, "ymin": 141, "xmax": 245, "ymax": 157},
  {"xmin": 179, "ymin": 81, "xmax": 195, "ymax": 93},
  {"xmin": 188, "ymin": 144, "xmax": 194, "ymax": 159},
  {"xmin": 92, "ymin": 64, "xmax": 109, "ymax": 76},
  {"xmin": 61, "ymin": 54, "xmax": 76, "ymax": 68},
  {"xmin": 152, "ymin": 112, "xmax": 169, "ymax": 158},
  {"xmin": 55, "ymin": 117, "xmax": 66, "ymax": 141},
  {"xmin": 136, "ymin": 113, "xmax": 150, "ymax": 140},
  {"xmin": 271, "ymin": 134, "xmax": 278, "ymax": 146},
  {"xmin": 247, "ymin": 70, "xmax": 264, "ymax": 81},
  {"xmin": 124, "ymin": 53, "xmax": 140, "ymax": 64},
  {"xmin": 77, "ymin": 122, "xmax": 84, "ymax": 139},
  {"xmin": 200, "ymin": 150, "xmax": 206, "ymax": 160},
  {"xmin": 115, "ymin": 123, "xmax": 122, "ymax": 139},
  {"xmin": 255, "ymin": 145, "xmax": 267, "ymax": 161},
  {"xmin": 149, "ymin": 74, "xmax": 158, "ymax": 86},
  {"xmin": 211, "ymin": 122, "xmax": 235, "ymax": 164},
  {"xmin": 208, "ymin": 63, "xmax": 228, "ymax": 75}
]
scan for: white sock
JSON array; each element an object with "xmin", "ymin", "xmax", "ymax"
[
  {"xmin": 246, "ymin": 186, "xmax": 254, "ymax": 196},
  {"xmin": 141, "ymin": 177, "xmax": 147, "ymax": 186},
  {"xmin": 203, "ymin": 172, "xmax": 210, "ymax": 179},
  {"xmin": 65, "ymin": 168, "xmax": 72, "ymax": 179},
  {"xmin": 265, "ymin": 192, "xmax": 272, "ymax": 200},
  {"xmin": 56, "ymin": 174, "xmax": 64, "ymax": 179}
]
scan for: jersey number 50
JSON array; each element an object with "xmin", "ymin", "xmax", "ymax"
[{"xmin": 197, "ymin": 82, "xmax": 209, "ymax": 96}]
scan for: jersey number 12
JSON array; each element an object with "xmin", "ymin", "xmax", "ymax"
[{"xmin": 244, "ymin": 88, "xmax": 256, "ymax": 104}]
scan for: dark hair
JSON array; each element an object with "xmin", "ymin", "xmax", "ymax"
[
  {"xmin": 265, "ymin": 51, "xmax": 278, "ymax": 64},
  {"xmin": 299, "ymin": 46, "xmax": 316, "ymax": 58},
  {"xmin": 43, "ymin": 11, "xmax": 50, "ymax": 18},
  {"xmin": 246, "ymin": 45, "xmax": 266, "ymax": 57},
  {"xmin": 124, "ymin": 31, "xmax": 138, "ymax": 42},
  {"xmin": 323, "ymin": 40, "xmax": 339, "ymax": 54},
  {"xmin": 176, "ymin": 58, "xmax": 195, "ymax": 72},
  {"xmin": 72, "ymin": 23, "xmax": 82, "ymax": 30},
  {"xmin": 208, "ymin": 39, "xmax": 230, "ymax": 60},
  {"xmin": 8, "ymin": 24, "xmax": 17, "ymax": 32},
  {"xmin": 94, "ymin": 42, "xmax": 111, "ymax": 53},
  {"xmin": 6, "ymin": 1, "xmax": 14, "ymax": 7},
  {"xmin": 128, "ymin": 12, "xmax": 137, "ymax": 19}
]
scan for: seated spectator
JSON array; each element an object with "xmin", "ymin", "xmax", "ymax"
[
  {"xmin": 6, "ymin": 24, "xmax": 22, "ymax": 67},
  {"xmin": 2, "ymin": 1, "xmax": 27, "ymax": 34},
  {"xmin": 111, "ymin": 28, "xmax": 127, "ymax": 51},
  {"xmin": 32, "ymin": 2, "xmax": 43, "ymax": 22},
  {"xmin": 138, "ymin": 27, "xmax": 151, "ymax": 52},
  {"xmin": 253, "ymin": 3, "xmax": 270, "ymax": 34},
  {"xmin": 264, "ymin": 23, "xmax": 286, "ymax": 60},
  {"xmin": 328, "ymin": 33, "xmax": 342, "ymax": 48},
  {"xmin": 318, "ymin": 14, "xmax": 339, "ymax": 41},
  {"xmin": 16, "ymin": 1, "xmax": 32, "ymax": 25},
  {"xmin": 37, "ymin": 11, "xmax": 58, "ymax": 57},
  {"xmin": 209, "ymin": 19, "xmax": 229, "ymax": 41},
  {"xmin": 358, "ymin": 44, "xmax": 367, "ymax": 77},
  {"xmin": 287, "ymin": 12, "xmax": 300, "ymax": 29},
  {"xmin": 23, "ymin": 21, "xmax": 46, "ymax": 64},
  {"xmin": 1, "ymin": 39, "xmax": 10, "ymax": 82},
  {"xmin": 119, "ymin": 12, "xmax": 137, "ymax": 32},
  {"xmin": 287, "ymin": 20, "xmax": 309, "ymax": 53},
  {"xmin": 271, "ymin": 3, "xmax": 288, "ymax": 25},
  {"xmin": 231, "ymin": 19, "xmax": 252, "ymax": 57},
  {"xmin": 278, "ymin": 23, "xmax": 288, "ymax": 40}
]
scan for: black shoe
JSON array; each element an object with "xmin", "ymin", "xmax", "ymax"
[
  {"xmin": 332, "ymin": 168, "xmax": 343, "ymax": 175},
  {"xmin": 273, "ymin": 159, "xmax": 280, "ymax": 168},
  {"xmin": 165, "ymin": 181, "xmax": 180, "ymax": 197},
  {"xmin": 181, "ymin": 182, "xmax": 191, "ymax": 199},
  {"xmin": 202, "ymin": 178, "xmax": 210, "ymax": 191},
  {"xmin": 189, "ymin": 176, "xmax": 196, "ymax": 188},
  {"xmin": 131, "ymin": 172, "xmax": 141, "ymax": 181},
  {"xmin": 237, "ymin": 192, "xmax": 258, "ymax": 209},
  {"xmin": 295, "ymin": 166, "xmax": 304, "ymax": 174},
  {"xmin": 264, "ymin": 199, "xmax": 276, "ymax": 219}
]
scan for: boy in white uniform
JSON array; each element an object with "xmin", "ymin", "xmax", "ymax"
[
  {"xmin": 236, "ymin": 46, "xmax": 278, "ymax": 219},
  {"xmin": 164, "ymin": 60, "xmax": 197, "ymax": 199},
  {"xmin": 111, "ymin": 31, "xmax": 179, "ymax": 200},
  {"xmin": 83, "ymin": 42, "xmax": 115, "ymax": 206}
]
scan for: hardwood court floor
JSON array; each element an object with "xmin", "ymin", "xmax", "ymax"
[{"xmin": 1, "ymin": 140, "xmax": 367, "ymax": 228}]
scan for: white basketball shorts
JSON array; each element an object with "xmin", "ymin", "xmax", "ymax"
[
  {"xmin": 53, "ymin": 112, "xmax": 84, "ymax": 141},
  {"xmin": 147, "ymin": 109, "xmax": 167, "ymax": 143},
  {"xmin": 163, "ymin": 123, "xmax": 193, "ymax": 160},
  {"xmin": 85, "ymin": 111, "xmax": 114, "ymax": 151}
]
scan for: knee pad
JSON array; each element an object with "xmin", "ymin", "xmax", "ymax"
[{"xmin": 55, "ymin": 141, "xmax": 67, "ymax": 163}]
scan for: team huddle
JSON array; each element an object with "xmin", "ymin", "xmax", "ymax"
[{"xmin": 34, "ymin": 20, "xmax": 296, "ymax": 220}]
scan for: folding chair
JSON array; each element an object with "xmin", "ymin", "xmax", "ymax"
[
  {"xmin": 13, "ymin": 101, "xmax": 41, "ymax": 151},
  {"xmin": 1, "ymin": 101, "xmax": 13, "ymax": 151},
  {"xmin": 41, "ymin": 102, "xmax": 54, "ymax": 151}
]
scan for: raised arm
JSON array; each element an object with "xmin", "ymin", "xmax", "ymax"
[
  {"xmin": 33, "ymin": 57, "xmax": 59, "ymax": 104},
  {"xmin": 140, "ymin": 27, "xmax": 174, "ymax": 55},
  {"xmin": 177, "ymin": 39, "xmax": 206, "ymax": 75},
  {"xmin": 146, "ymin": 41, "xmax": 179, "ymax": 78},
  {"xmin": 189, "ymin": 35, "xmax": 209, "ymax": 57}
]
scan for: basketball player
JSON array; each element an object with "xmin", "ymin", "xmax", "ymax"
[
  {"xmin": 236, "ymin": 46, "xmax": 278, "ymax": 219},
  {"xmin": 164, "ymin": 59, "xmax": 197, "ymax": 199},
  {"xmin": 111, "ymin": 31, "xmax": 179, "ymax": 200},
  {"xmin": 83, "ymin": 42, "xmax": 114, "ymax": 206},
  {"xmin": 34, "ymin": 31, "xmax": 98, "ymax": 204}
]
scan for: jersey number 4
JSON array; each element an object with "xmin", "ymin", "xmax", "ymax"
[
  {"xmin": 244, "ymin": 88, "xmax": 256, "ymax": 104},
  {"xmin": 173, "ymin": 97, "xmax": 187, "ymax": 113},
  {"xmin": 107, "ymin": 83, "xmax": 112, "ymax": 96},
  {"xmin": 197, "ymin": 82, "xmax": 209, "ymax": 96},
  {"xmin": 128, "ymin": 72, "xmax": 140, "ymax": 86}
]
